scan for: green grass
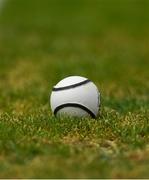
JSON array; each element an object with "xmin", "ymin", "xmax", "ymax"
[{"xmin": 0, "ymin": 0, "xmax": 149, "ymax": 178}]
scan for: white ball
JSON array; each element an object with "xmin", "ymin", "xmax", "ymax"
[{"xmin": 50, "ymin": 76, "xmax": 100, "ymax": 118}]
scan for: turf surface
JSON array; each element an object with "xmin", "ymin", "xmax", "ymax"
[{"xmin": 0, "ymin": 0, "xmax": 149, "ymax": 178}]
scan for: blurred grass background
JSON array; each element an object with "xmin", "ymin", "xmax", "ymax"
[{"xmin": 0, "ymin": 0, "xmax": 149, "ymax": 178}]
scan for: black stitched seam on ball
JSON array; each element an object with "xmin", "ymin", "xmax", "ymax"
[
  {"xmin": 52, "ymin": 79, "xmax": 91, "ymax": 91},
  {"xmin": 54, "ymin": 103, "xmax": 96, "ymax": 118}
]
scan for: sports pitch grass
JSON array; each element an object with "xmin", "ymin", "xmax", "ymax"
[{"xmin": 0, "ymin": 0, "xmax": 149, "ymax": 178}]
